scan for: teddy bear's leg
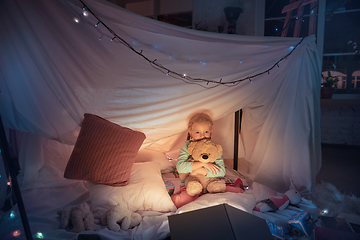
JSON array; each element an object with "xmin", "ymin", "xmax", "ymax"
[
  {"xmin": 185, "ymin": 175, "xmax": 203, "ymax": 196},
  {"xmin": 186, "ymin": 181, "xmax": 203, "ymax": 196},
  {"xmin": 120, "ymin": 216, "xmax": 131, "ymax": 231},
  {"xmin": 58, "ymin": 206, "xmax": 73, "ymax": 229},
  {"xmin": 106, "ymin": 212, "xmax": 122, "ymax": 232},
  {"xmin": 130, "ymin": 212, "xmax": 142, "ymax": 228},
  {"xmin": 207, "ymin": 179, "xmax": 226, "ymax": 194},
  {"xmin": 84, "ymin": 214, "xmax": 95, "ymax": 231},
  {"xmin": 70, "ymin": 209, "xmax": 86, "ymax": 233}
]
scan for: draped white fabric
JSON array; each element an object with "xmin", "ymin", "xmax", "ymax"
[{"xmin": 0, "ymin": 0, "xmax": 321, "ymax": 193}]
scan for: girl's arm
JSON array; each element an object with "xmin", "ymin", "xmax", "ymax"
[{"xmin": 176, "ymin": 141, "xmax": 193, "ymax": 173}]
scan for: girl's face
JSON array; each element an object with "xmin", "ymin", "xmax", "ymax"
[{"xmin": 189, "ymin": 122, "xmax": 213, "ymax": 141}]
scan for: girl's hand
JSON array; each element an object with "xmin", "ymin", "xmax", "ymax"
[
  {"xmin": 190, "ymin": 167, "xmax": 207, "ymax": 176},
  {"xmin": 203, "ymin": 163, "xmax": 220, "ymax": 175}
]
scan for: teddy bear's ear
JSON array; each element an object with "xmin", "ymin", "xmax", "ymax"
[
  {"xmin": 188, "ymin": 141, "xmax": 197, "ymax": 155},
  {"xmin": 215, "ymin": 143, "xmax": 223, "ymax": 157}
]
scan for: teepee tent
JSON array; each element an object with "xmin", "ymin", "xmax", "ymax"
[{"xmin": 0, "ymin": 1, "xmax": 321, "ymax": 238}]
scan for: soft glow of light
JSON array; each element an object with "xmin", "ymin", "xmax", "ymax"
[
  {"xmin": 10, "ymin": 211, "xmax": 15, "ymax": 218},
  {"xmin": 74, "ymin": 18, "xmax": 79, "ymax": 23},
  {"xmin": 82, "ymin": 11, "xmax": 88, "ymax": 17},
  {"xmin": 275, "ymin": 28, "xmax": 278, "ymax": 31},
  {"xmin": 289, "ymin": 46, "xmax": 295, "ymax": 50},
  {"xmin": 95, "ymin": 21, "xmax": 100, "ymax": 27},
  {"xmin": 239, "ymin": 61, "xmax": 242, "ymax": 64},
  {"xmin": 36, "ymin": 232, "xmax": 44, "ymax": 239},
  {"xmin": 202, "ymin": 62, "xmax": 206, "ymax": 65},
  {"xmin": 320, "ymin": 209, "xmax": 328, "ymax": 215},
  {"xmin": 13, "ymin": 230, "xmax": 21, "ymax": 237},
  {"xmin": 183, "ymin": 74, "xmax": 186, "ymax": 77},
  {"xmin": 7, "ymin": 181, "xmax": 11, "ymax": 186}
]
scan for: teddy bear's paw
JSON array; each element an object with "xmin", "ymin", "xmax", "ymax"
[
  {"xmin": 186, "ymin": 181, "xmax": 203, "ymax": 196},
  {"xmin": 207, "ymin": 181, "xmax": 226, "ymax": 194},
  {"xmin": 130, "ymin": 213, "xmax": 142, "ymax": 228},
  {"xmin": 107, "ymin": 221, "xmax": 121, "ymax": 232},
  {"xmin": 120, "ymin": 216, "xmax": 132, "ymax": 230}
]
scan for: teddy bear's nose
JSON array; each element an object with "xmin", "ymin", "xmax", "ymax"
[{"xmin": 202, "ymin": 155, "xmax": 209, "ymax": 160}]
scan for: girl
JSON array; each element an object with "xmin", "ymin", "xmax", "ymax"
[{"xmin": 171, "ymin": 113, "xmax": 226, "ymax": 208}]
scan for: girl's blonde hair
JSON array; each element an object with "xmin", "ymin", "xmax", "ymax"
[{"xmin": 187, "ymin": 113, "xmax": 213, "ymax": 140}]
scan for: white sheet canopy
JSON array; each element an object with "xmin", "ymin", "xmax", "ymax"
[{"xmin": 0, "ymin": 0, "xmax": 321, "ymax": 194}]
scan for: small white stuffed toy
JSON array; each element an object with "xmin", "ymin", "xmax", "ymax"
[
  {"xmin": 57, "ymin": 202, "xmax": 95, "ymax": 233},
  {"xmin": 253, "ymin": 189, "xmax": 302, "ymax": 212},
  {"xmin": 100, "ymin": 203, "xmax": 142, "ymax": 232}
]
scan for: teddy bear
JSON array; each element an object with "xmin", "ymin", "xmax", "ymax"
[
  {"xmin": 100, "ymin": 203, "xmax": 142, "ymax": 232},
  {"xmin": 179, "ymin": 138, "xmax": 226, "ymax": 196},
  {"xmin": 57, "ymin": 202, "xmax": 95, "ymax": 233},
  {"xmin": 253, "ymin": 189, "xmax": 302, "ymax": 212}
]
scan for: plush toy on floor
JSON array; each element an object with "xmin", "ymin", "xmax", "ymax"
[
  {"xmin": 57, "ymin": 202, "xmax": 95, "ymax": 233},
  {"xmin": 253, "ymin": 189, "xmax": 302, "ymax": 212},
  {"xmin": 179, "ymin": 139, "xmax": 226, "ymax": 196},
  {"xmin": 100, "ymin": 203, "xmax": 142, "ymax": 231}
]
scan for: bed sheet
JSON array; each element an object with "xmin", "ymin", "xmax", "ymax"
[{"xmin": 1, "ymin": 173, "xmax": 319, "ymax": 240}]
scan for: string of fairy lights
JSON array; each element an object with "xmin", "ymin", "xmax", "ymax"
[{"xmin": 77, "ymin": 0, "xmax": 306, "ymax": 89}]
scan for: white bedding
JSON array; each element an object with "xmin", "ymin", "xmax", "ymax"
[{"xmin": 1, "ymin": 168, "xmax": 319, "ymax": 240}]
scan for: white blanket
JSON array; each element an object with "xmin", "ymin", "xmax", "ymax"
[{"xmin": 0, "ymin": 173, "xmax": 319, "ymax": 240}]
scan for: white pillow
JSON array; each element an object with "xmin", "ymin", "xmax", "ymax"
[
  {"xmin": 134, "ymin": 149, "xmax": 175, "ymax": 173},
  {"xmin": 88, "ymin": 162, "xmax": 177, "ymax": 219}
]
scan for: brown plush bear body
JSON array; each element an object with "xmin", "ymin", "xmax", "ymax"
[{"xmin": 179, "ymin": 139, "xmax": 226, "ymax": 196}]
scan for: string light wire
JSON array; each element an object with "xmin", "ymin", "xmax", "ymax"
[{"xmin": 79, "ymin": 0, "xmax": 305, "ymax": 88}]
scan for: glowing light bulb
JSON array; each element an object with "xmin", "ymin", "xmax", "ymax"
[
  {"xmin": 320, "ymin": 209, "xmax": 328, "ymax": 215},
  {"xmin": 36, "ymin": 232, "xmax": 44, "ymax": 239},
  {"xmin": 82, "ymin": 11, "xmax": 88, "ymax": 17},
  {"xmin": 183, "ymin": 74, "xmax": 186, "ymax": 77},
  {"xmin": 10, "ymin": 211, "xmax": 15, "ymax": 218},
  {"xmin": 74, "ymin": 18, "xmax": 79, "ymax": 23},
  {"xmin": 13, "ymin": 230, "xmax": 21, "ymax": 237}
]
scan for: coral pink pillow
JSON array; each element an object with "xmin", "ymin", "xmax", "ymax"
[{"xmin": 64, "ymin": 113, "xmax": 146, "ymax": 186}]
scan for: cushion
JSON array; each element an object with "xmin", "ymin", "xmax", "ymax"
[
  {"xmin": 64, "ymin": 113, "xmax": 146, "ymax": 186},
  {"xmin": 134, "ymin": 149, "xmax": 175, "ymax": 173},
  {"xmin": 88, "ymin": 162, "xmax": 177, "ymax": 219}
]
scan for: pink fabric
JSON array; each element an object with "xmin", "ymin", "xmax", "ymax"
[
  {"xmin": 171, "ymin": 186, "xmax": 201, "ymax": 208},
  {"xmin": 64, "ymin": 114, "xmax": 146, "ymax": 186}
]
